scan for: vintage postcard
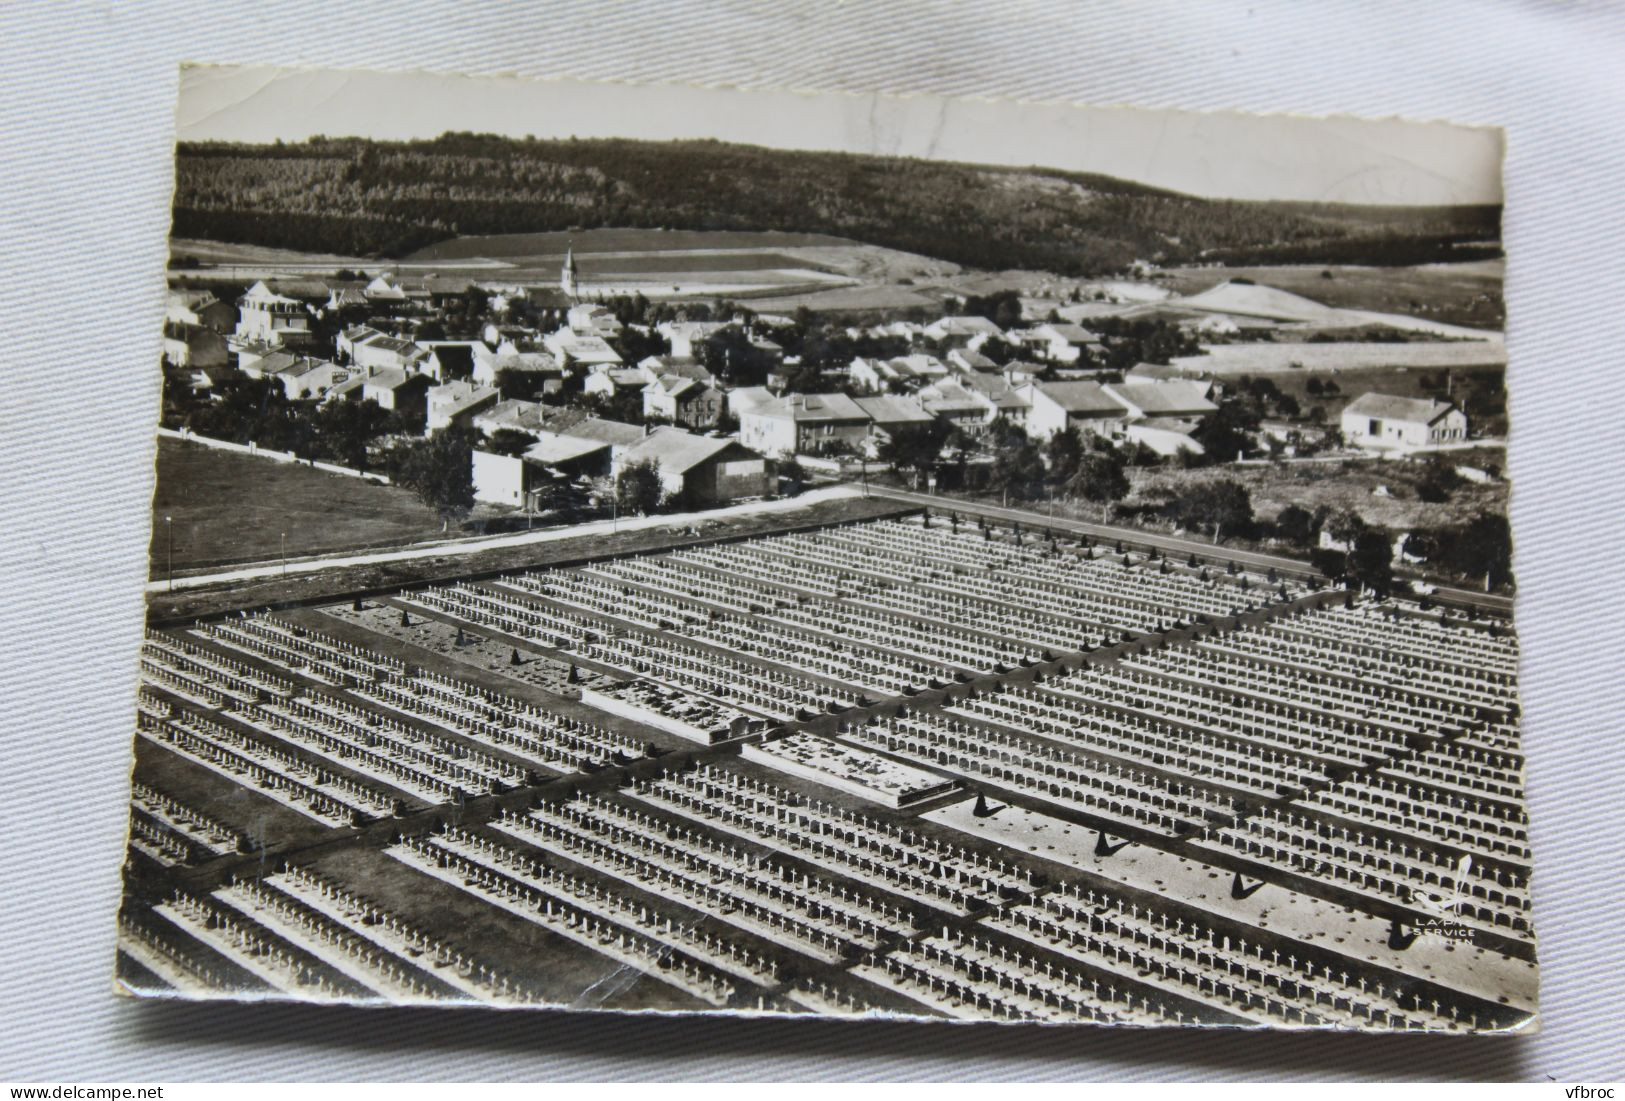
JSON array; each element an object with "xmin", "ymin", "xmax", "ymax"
[{"xmin": 119, "ymin": 65, "xmax": 1532, "ymax": 1030}]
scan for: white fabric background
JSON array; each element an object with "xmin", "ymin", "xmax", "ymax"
[{"xmin": 2, "ymin": 0, "xmax": 1622, "ymax": 1082}]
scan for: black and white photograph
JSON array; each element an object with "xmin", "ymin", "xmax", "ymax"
[{"xmin": 116, "ymin": 63, "xmax": 1533, "ymax": 1032}]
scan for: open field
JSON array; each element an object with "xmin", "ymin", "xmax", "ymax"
[
  {"xmin": 145, "ymin": 492, "xmax": 911, "ymax": 623},
  {"xmin": 1174, "ymin": 340, "xmax": 1505, "ymax": 377},
  {"xmin": 1126, "ymin": 450, "xmax": 1510, "ymax": 534},
  {"xmin": 404, "ymin": 227, "xmax": 854, "ymax": 261},
  {"xmin": 1157, "ymin": 261, "xmax": 1504, "ymax": 330},
  {"xmin": 149, "ymin": 437, "xmax": 461, "ymax": 574}
]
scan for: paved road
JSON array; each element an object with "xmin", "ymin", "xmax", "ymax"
[
  {"xmin": 861, "ymin": 484, "xmax": 1515, "ymax": 616},
  {"xmin": 148, "ymin": 485, "xmax": 866, "ymax": 593}
]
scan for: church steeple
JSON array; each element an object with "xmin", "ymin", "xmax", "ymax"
[{"xmin": 561, "ymin": 244, "xmax": 578, "ymax": 301}]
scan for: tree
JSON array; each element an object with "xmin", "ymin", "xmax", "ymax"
[
  {"xmin": 1065, "ymin": 451, "xmax": 1129, "ymax": 519},
  {"xmin": 1309, "ymin": 547, "xmax": 1347, "ymax": 582},
  {"xmin": 1324, "ymin": 508, "xmax": 1367, "ymax": 547},
  {"xmin": 486, "ymin": 428, "xmax": 535, "ymax": 458},
  {"xmin": 1177, "ymin": 479, "xmax": 1253, "ymax": 543},
  {"xmin": 779, "ymin": 458, "xmax": 808, "ymax": 497},
  {"xmin": 398, "ymin": 428, "xmax": 476, "ymax": 531},
  {"xmin": 1445, "ymin": 514, "xmax": 1514, "ymax": 591},
  {"xmin": 616, "ymin": 459, "xmax": 664, "ymax": 516},
  {"xmin": 1346, "ymin": 529, "xmax": 1394, "ymax": 595},
  {"xmin": 1415, "ymin": 460, "xmax": 1463, "ymax": 504},
  {"xmin": 1189, "ymin": 405, "xmax": 1255, "ymax": 464},
  {"xmin": 1274, "ymin": 504, "xmax": 1316, "ymax": 546},
  {"xmin": 988, "ymin": 439, "xmax": 1046, "ymax": 504},
  {"xmin": 1043, "ymin": 427, "xmax": 1085, "ymax": 487},
  {"xmin": 878, "ymin": 422, "xmax": 949, "ymax": 488}
]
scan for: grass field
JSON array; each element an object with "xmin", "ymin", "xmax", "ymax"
[
  {"xmin": 1126, "ymin": 451, "xmax": 1509, "ymax": 535},
  {"xmin": 145, "ymin": 492, "xmax": 912, "ymax": 623},
  {"xmin": 1158, "ymin": 261, "xmax": 1504, "ymax": 330},
  {"xmin": 405, "ymin": 227, "xmax": 852, "ymax": 262},
  {"xmin": 149, "ymin": 437, "xmax": 455, "ymax": 574},
  {"xmin": 1261, "ymin": 362, "xmax": 1506, "ymax": 426}
]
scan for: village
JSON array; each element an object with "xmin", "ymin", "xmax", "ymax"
[{"xmin": 159, "ymin": 245, "xmax": 1509, "ymax": 596}]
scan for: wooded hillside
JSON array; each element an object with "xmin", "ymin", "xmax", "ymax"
[{"xmin": 173, "ymin": 134, "xmax": 1502, "ymax": 274}]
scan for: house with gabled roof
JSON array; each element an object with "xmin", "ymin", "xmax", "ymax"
[
  {"xmin": 1019, "ymin": 381, "xmax": 1129, "ymax": 440},
  {"xmin": 1341, "ymin": 392, "xmax": 1468, "ymax": 451},
  {"xmin": 1016, "ymin": 321, "xmax": 1102, "ymax": 364},
  {"xmin": 359, "ymin": 367, "xmax": 432, "ymax": 424},
  {"xmin": 640, "ymin": 355, "xmax": 719, "ymax": 388},
  {"xmin": 478, "ymin": 349, "xmax": 564, "ymax": 395},
  {"xmin": 530, "ymin": 410, "xmax": 647, "ymax": 463},
  {"xmin": 164, "ymin": 289, "xmax": 235, "ymax": 332},
  {"xmin": 426, "ymin": 380, "xmax": 501, "ymax": 434},
  {"xmin": 584, "ymin": 364, "xmax": 657, "ymax": 400},
  {"xmin": 923, "ymin": 315, "xmax": 1003, "ymax": 345},
  {"xmin": 617, "ymin": 428, "xmax": 772, "ymax": 507},
  {"xmin": 643, "ymin": 375, "xmax": 725, "ymax": 429},
  {"xmin": 947, "ymin": 348, "xmax": 998, "ymax": 374},
  {"xmin": 738, "ymin": 392, "xmax": 870, "ymax": 458},
  {"xmin": 658, "ymin": 320, "xmax": 729, "ymax": 359},
  {"xmin": 849, "ymin": 354, "xmax": 949, "ymax": 393},
  {"xmin": 543, "ymin": 328, "xmax": 622, "ymax": 370},
  {"xmin": 854, "ymin": 394, "xmax": 935, "ymax": 453},
  {"xmin": 472, "ymin": 398, "xmax": 550, "ymax": 440},
  {"xmin": 567, "ymin": 303, "xmax": 624, "ymax": 339},
  {"xmin": 1102, "ymin": 381, "xmax": 1217, "ymax": 420},
  {"xmin": 270, "ymin": 357, "xmax": 353, "ymax": 401},
  {"xmin": 162, "ymin": 321, "xmax": 229, "ymax": 370},
  {"xmin": 422, "ymin": 341, "xmax": 493, "ymax": 384}
]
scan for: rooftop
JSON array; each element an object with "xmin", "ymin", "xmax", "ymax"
[
  {"xmin": 621, "ymin": 428, "xmax": 743, "ymax": 475},
  {"xmin": 1029, "ymin": 380, "xmax": 1127, "ymax": 416},
  {"xmin": 751, "ymin": 392, "xmax": 869, "ymax": 422},
  {"xmin": 1343, "ymin": 392, "xmax": 1461, "ymax": 425},
  {"xmin": 854, "ymin": 395, "xmax": 934, "ymax": 425},
  {"xmin": 1105, "ymin": 381, "xmax": 1218, "ymax": 416}
]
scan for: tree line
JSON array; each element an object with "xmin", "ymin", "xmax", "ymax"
[{"xmin": 173, "ymin": 134, "xmax": 1503, "ymax": 275}]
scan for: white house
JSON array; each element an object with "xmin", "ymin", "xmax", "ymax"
[
  {"xmin": 923, "ymin": 315, "xmax": 1003, "ymax": 345},
  {"xmin": 478, "ymin": 350, "xmax": 564, "ymax": 394},
  {"xmin": 567, "ymin": 303, "xmax": 623, "ymax": 338},
  {"xmin": 345, "ymin": 328, "xmax": 430, "ymax": 374},
  {"xmin": 234, "ymin": 281, "xmax": 312, "ymax": 347},
  {"xmin": 853, "ymin": 394, "xmax": 935, "ymax": 450},
  {"xmin": 1009, "ymin": 321, "xmax": 1102, "ymax": 364},
  {"xmin": 643, "ymin": 376, "xmax": 725, "ymax": 428},
  {"xmin": 658, "ymin": 320, "xmax": 729, "ymax": 359},
  {"xmin": 269, "ymin": 357, "xmax": 351, "ymax": 401},
  {"xmin": 165, "ymin": 290, "xmax": 235, "ymax": 332},
  {"xmin": 616, "ymin": 429, "xmax": 772, "ymax": 506},
  {"xmin": 1018, "ymin": 381, "xmax": 1129, "ymax": 440},
  {"xmin": 425, "ymin": 381, "xmax": 500, "ymax": 433},
  {"xmin": 1341, "ymin": 393, "xmax": 1469, "ymax": 451},
  {"xmin": 916, "ymin": 379, "xmax": 994, "ymax": 435},
  {"xmin": 583, "ymin": 364, "xmax": 656, "ymax": 399},
  {"xmin": 849, "ymin": 354, "xmax": 949, "ymax": 393},
  {"xmin": 544, "ymin": 328, "xmax": 623, "ymax": 370},
  {"xmin": 1102, "ymin": 381, "xmax": 1217, "ymax": 421},
  {"xmin": 472, "ymin": 398, "xmax": 550, "ymax": 440},
  {"xmin": 738, "ymin": 392, "xmax": 871, "ymax": 458}
]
